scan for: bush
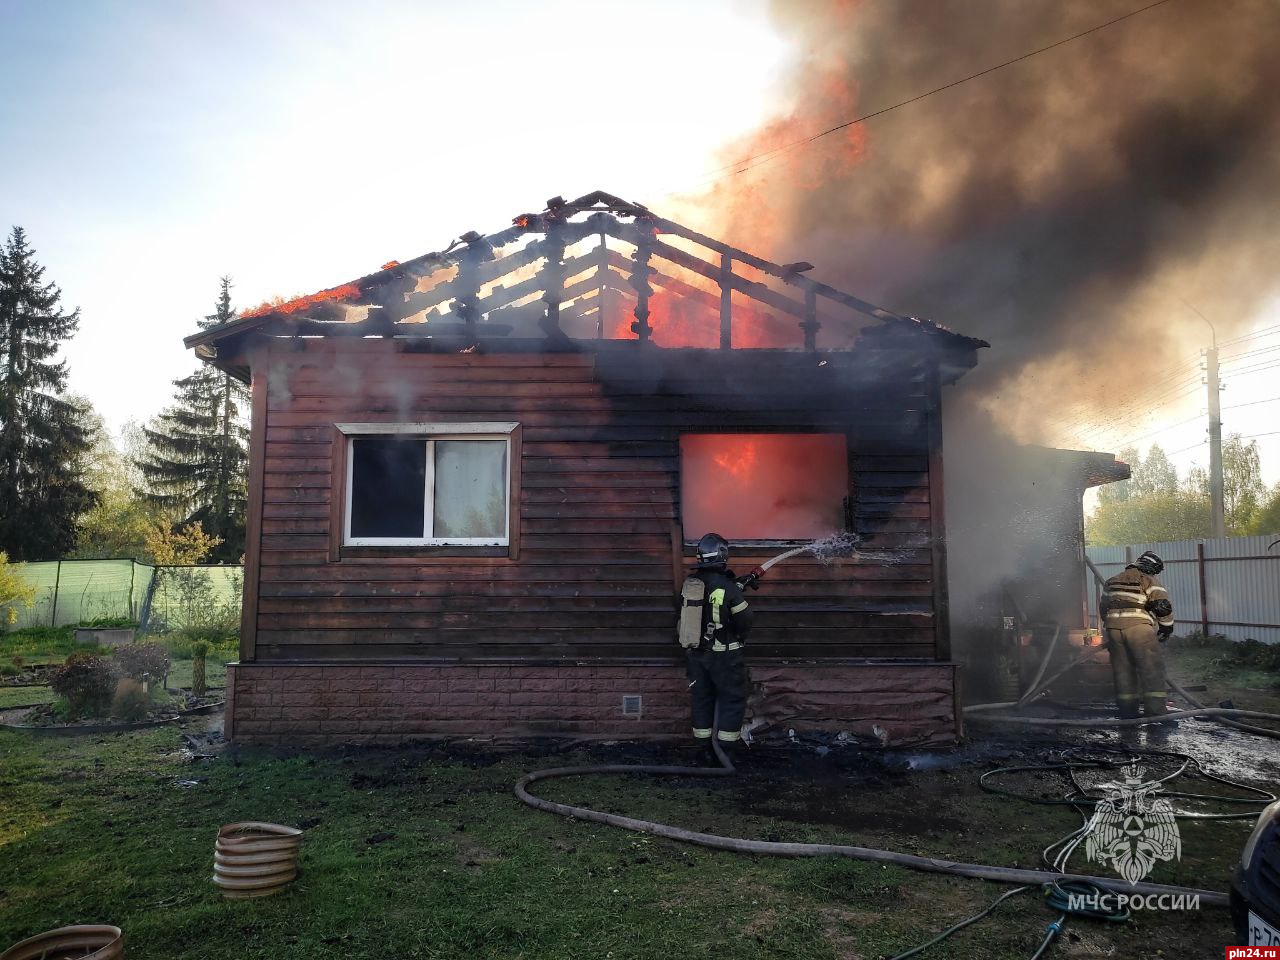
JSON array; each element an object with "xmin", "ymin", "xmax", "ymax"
[
  {"xmin": 1230, "ymin": 638, "xmax": 1280, "ymax": 672},
  {"xmin": 163, "ymin": 630, "xmax": 236, "ymax": 661},
  {"xmin": 110, "ymin": 678, "xmax": 150, "ymax": 721},
  {"xmin": 0, "ymin": 551, "xmax": 36, "ymax": 626},
  {"xmin": 113, "ymin": 642, "xmax": 170, "ymax": 685},
  {"xmin": 191, "ymin": 640, "xmax": 211, "ymax": 696},
  {"xmin": 49, "ymin": 653, "xmax": 120, "ymax": 717}
]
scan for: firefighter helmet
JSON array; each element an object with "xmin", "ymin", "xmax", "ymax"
[
  {"xmin": 1132, "ymin": 551, "xmax": 1164, "ymax": 576},
  {"xmin": 695, "ymin": 532, "xmax": 730, "ymax": 567}
]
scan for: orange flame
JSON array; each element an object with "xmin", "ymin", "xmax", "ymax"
[
  {"xmin": 681, "ymin": 434, "xmax": 849, "ymax": 540},
  {"xmin": 240, "ymin": 281, "xmax": 364, "ymax": 320},
  {"xmin": 602, "ymin": 287, "xmax": 796, "ymax": 348}
]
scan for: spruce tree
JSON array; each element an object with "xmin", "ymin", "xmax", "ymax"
[
  {"xmin": 138, "ymin": 278, "xmax": 249, "ymax": 563},
  {"xmin": 0, "ymin": 227, "xmax": 97, "ymax": 560}
]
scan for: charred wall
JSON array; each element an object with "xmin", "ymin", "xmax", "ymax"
[{"xmin": 245, "ymin": 337, "xmax": 948, "ymax": 663}]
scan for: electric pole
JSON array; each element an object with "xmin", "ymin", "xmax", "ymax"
[
  {"xmin": 1185, "ymin": 297, "xmax": 1227, "ymax": 540},
  {"xmin": 1205, "ymin": 343, "xmax": 1226, "ymax": 539}
]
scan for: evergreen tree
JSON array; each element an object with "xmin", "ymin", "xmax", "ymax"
[
  {"xmin": 0, "ymin": 227, "xmax": 97, "ymax": 560},
  {"xmin": 138, "ymin": 278, "xmax": 249, "ymax": 563}
]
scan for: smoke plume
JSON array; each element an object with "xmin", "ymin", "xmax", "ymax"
[{"xmin": 681, "ymin": 0, "xmax": 1280, "ymax": 444}]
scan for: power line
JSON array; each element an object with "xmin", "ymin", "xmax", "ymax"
[
  {"xmin": 690, "ymin": 0, "xmax": 1179, "ymax": 186},
  {"xmin": 1221, "ymin": 342, "xmax": 1280, "ymax": 364},
  {"xmin": 1222, "ymin": 360, "xmax": 1280, "ymax": 379},
  {"xmin": 1042, "ymin": 364, "xmax": 1202, "ymax": 430},
  {"xmin": 1220, "ymin": 322, "xmax": 1280, "ymax": 349},
  {"xmin": 1066, "ymin": 383, "xmax": 1202, "ymax": 441},
  {"xmin": 1167, "ymin": 439, "xmax": 1207, "ymax": 457},
  {"xmin": 1108, "ymin": 412, "xmax": 1206, "ymax": 448},
  {"xmin": 1223, "ymin": 395, "xmax": 1280, "ymax": 411}
]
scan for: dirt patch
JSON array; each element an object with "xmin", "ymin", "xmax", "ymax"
[
  {"xmin": 729, "ymin": 762, "xmax": 970, "ymax": 835},
  {"xmin": 0, "ymin": 664, "xmax": 59, "ymax": 687},
  {"xmin": 818, "ymin": 905, "xmax": 884, "ymax": 960},
  {"xmin": 454, "ymin": 835, "xmax": 502, "ymax": 872}
]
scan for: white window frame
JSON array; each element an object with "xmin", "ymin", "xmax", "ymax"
[{"xmin": 338, "ymin": 422, "xmax": 517, "ymax": 548}]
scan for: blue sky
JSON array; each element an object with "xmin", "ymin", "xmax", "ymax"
[
  {"xmin": 2, "ymin": 0, "xmax": 1277, "ymax": 488},
  {"xmin": 0, "ymin": 0, "xmax": 787, "ymax": 428}
]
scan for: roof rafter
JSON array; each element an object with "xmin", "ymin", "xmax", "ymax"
[{"xmin": 186, "ymin": 190, "xmax": 987, "ymax": 356}]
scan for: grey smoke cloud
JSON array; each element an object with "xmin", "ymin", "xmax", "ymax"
[{"xmin": 695, "ymin": 0, "xmax": 1280, "ymax": 441}]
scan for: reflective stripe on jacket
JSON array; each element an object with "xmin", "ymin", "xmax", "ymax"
[
  {"xmin": 1100, "ymin": 567, "xmax": 1174, "ymax": 628},
  {"xmin": 694, "ymin": 567, "xmax": 752, "ymax": 650}
]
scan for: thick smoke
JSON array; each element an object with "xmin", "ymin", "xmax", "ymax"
[
  {"xmin": 672, "ymin": 0, "xmax": 1280, "ymax": 667},
  {"xmin": 685, "ymin": 0, "xmax": 1280, "ymax": 442}
]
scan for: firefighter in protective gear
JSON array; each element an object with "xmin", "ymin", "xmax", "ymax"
[
  {"xmin": 1099, "ymin": 550, "xmax": 1175, "ymax": 719},
  {"xmin": 684, "ymin": 533, "xmax": 753, "ymax": 749}
]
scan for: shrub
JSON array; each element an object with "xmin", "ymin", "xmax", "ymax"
[
  {"xmin": 1230, "ymin": 638, "xmax": 1280, "ymax": 672},
  {"xmin": 50, "ymin": 653, "xmax": 120, "ymax": 717},
  {"xmin": 113, "ymin": 642, "xmax": 170, "ymax": 686},
  {"xmin": 0, "ymin": 551, "xmax": 36, "ymax": 626},
  {"xmin": 110, "ymin": 678, "xmax": 150, "ymax": 721},
  {"xmin": 191, "ymin": 640, "xmax": 211, "ymax": 697}
]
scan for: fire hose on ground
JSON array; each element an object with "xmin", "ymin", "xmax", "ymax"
[
  {"xmin": 512, "ymin": 735, "xmax": 1233, "ymax": 908},
  {"xmin": 514, "ymin": 542, "xmax": 1267, "ymax": 955}
]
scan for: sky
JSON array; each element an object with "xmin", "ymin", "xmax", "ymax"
[
  {"xmin": 2, "ymin": 0, "xmax": 1278, "ymax": 491},
  {"xmin": 1071, "ymin": 297, "xmax": 1280, "ymax": 496},
  {"xmin": 0, "ymin": 0, "xmax": 788, "ymax": 428}
]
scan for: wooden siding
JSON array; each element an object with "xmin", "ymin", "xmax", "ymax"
[{"xmin": 251, "ymin": 338, "xmax": 942, "ymax": 661}]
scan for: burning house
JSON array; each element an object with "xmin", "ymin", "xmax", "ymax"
[{"xmin": 187, "ymin": 191, "xmax": 991, "ymax": 746}]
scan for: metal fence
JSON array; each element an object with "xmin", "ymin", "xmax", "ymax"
[
  {"xmin": 1086, "ymin": 534, "xmax": 1280, "ymax": 644},
  {"xmin": 6, "ymin": 559, "xmax": 243, "ymax": 634}
]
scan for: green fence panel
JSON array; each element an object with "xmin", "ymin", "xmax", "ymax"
[
  {"xmin": 6, "ymin": 560, "xmax": 239, "ymax": 633},
  {"xmin": 142, "ymin": 566, "xmax": 244, "ymax": 634}
]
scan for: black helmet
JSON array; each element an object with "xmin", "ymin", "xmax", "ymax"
[
  {"xmin": 1131, "ymin": 551, "xmax": 1164, "ymax": 576},
  {"xmin": 695, "ymin": 532, "xmax": 730, "ymax": 567}
]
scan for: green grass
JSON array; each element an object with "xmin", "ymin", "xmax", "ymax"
[
  {"xmin": 165, "ymin": 657, "xmax": 229, "ymax": 693},
  {"xmin": 0, "ymin": 626, "xmax": 85, "ymax": 663},
  {"xmin": 0, "ymin": 627, "xmax": 233, "ymax": 693},
  {"xmin": 0, "ymin": 727, "xmax": 1247, "ymax": 959},
  {"xmin": 0, "ymin": 685, "xmax": 54, "ymax": 709},
  {"xmin": 0, "ymin": 639, "xmax": 1270, "ymax": 957},
  {"xmin": 1166, "ymin": 634, "xmax": 1280, "ymax": 713}
]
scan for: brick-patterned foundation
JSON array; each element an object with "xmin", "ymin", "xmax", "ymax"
[{"xmin": 224, "ymin": 660, "xmax": 958, "ymax": 747}]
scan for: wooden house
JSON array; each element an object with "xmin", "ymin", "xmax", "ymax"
[{"xmin": 186, "ymin": 191, "xmax": 987, "ymax": 746}]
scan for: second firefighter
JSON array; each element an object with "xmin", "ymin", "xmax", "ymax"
[{"xmin": 1099, "ymin": 550, "xmax": 1175, "ymax": 719}]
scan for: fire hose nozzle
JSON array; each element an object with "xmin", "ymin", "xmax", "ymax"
[{"xmin": 736, "ymin": 567, "xmax": 767, "ymax": 590}]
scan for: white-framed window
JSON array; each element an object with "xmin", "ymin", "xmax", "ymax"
[{"xmin": 338, "ymin": 422, "xmax": 516, "ymax": 547}]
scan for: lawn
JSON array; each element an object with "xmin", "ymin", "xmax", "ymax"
[
  {"xmin": 0, "ymin": 626, "xmax": 231, "ymax": 697},
  {"xmin": 0, "ymin": 686, "xmax": 54, "ymax": 709},
  {"xmin": 0, "ymin": 638, "xmax": 1274, "ymax": 959}
]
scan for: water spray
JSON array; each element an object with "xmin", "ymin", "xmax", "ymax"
[{"xmin": 735, "ymin": 531, "xmax": 907, "ymax": 589}]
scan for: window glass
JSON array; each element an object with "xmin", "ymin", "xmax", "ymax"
[
  {"xmin": 433, "ymin": 440, "xmax": 507, "ymax": 538},
  {"xmin": 349, "ymin": 436, "xmax": 427, "ymax": 538},
  {"xmin": 679, "ymin": 433, "xmax": 848, "ymax": 540}
]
